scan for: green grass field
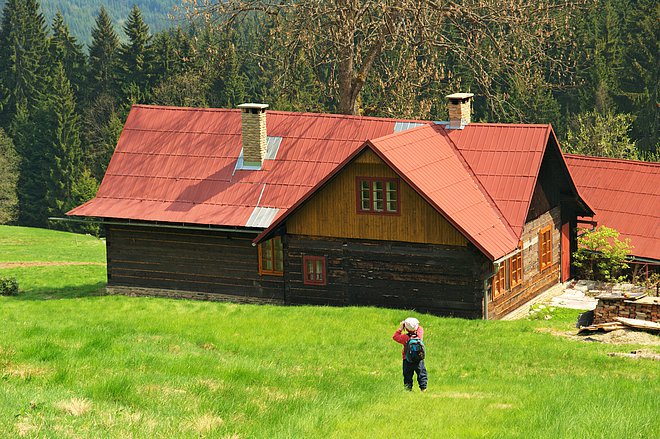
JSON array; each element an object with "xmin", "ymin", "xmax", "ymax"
[{"xmin": 1, "ymin": 225, "xmax": 659, "ymax": 438}]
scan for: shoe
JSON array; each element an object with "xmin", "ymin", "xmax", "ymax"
[{"xmin": 420, "ymin": 388, "xmax": 427, "ymax": 392}]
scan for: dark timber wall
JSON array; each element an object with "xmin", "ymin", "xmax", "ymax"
[
  {"xmin": 284, "ymin": 235, "xmax": 488, "ymax": 318},
  {"xmin": 105, "ymin": 225, "xmax": 284, "ymax": 301}
]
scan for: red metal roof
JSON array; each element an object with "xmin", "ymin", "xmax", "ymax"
[
  {"xmin": 564, "ymin": 154, "xmax": 660, "ymax": 261},
  {"xmin": 69, "ymin": 105, "xmax": 412, "ymax": 227},
  {"xmin": 69, "ymin": 104, "xmax": 583, "ymax": 260},
  {"xmin": 369, "ymin": 125, "xmax": 519, "ymax": 260},
  {"xmin": 445, "ymin": 124, "xmax": 552, "ymax": 235},
  {"xmin": 256, "ymin": 125, "xmax": 519, "ymax": 260}
]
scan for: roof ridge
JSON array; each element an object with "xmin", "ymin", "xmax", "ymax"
[
  {"xmin": 131, "ymin": 104, "xmax": 431, "ymax": 124},
  {"xmin": 565, "ymin": 153, "xmax": 660, "ymax": 168}
]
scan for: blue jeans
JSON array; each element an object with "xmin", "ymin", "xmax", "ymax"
[{"xmin": 403, "ymin": 359, "xmax": 427, "ymax": 390}]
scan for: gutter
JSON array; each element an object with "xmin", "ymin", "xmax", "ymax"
[{"xmin": 48, "ymin": 217, "xmax": 261, "ymax": 235}]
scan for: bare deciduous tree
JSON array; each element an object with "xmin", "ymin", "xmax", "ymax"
[{"xmin": 181, "ymin": 0, "xmax": 585, "ymax": 116}]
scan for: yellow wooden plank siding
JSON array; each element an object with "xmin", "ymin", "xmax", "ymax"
[{"xmin": 286, "ymin": 150, "xmax": 468, "ymax": 246}]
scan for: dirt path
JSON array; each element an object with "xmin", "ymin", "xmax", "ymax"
[{"xmin": 0, "ymin": 261, "xmax": 105, "ymax": 269}]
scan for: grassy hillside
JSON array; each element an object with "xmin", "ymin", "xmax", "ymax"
[
  {"xmin": 0, "ymin": 226, "xmax": 659, "ymax": 438},
  {"xmin": 0, "ymin": 0, "xmax": 178, "ymax": 46}
]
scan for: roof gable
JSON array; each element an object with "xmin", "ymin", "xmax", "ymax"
[
  {"xmin": 258, "ymin": 125, "xmax": 519, "ymax": 260},
  {"xmin": 445, "ymin": 123, "xmax": 551, "ymax": 235}
]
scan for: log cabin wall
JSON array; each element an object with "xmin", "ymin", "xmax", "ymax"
[
  {"xmin": 105, "ymin": 225, "xmax": 284, "ymax": 302},
  {"xmin": 284, "ymin": 235, "xmax": 487, "ymax": 318},
  {"xmin": 488, "ymin": 206, "xmax": 562, "ymax": 319},
  {"xmin": 286, "ymin": 149, "xmax": 469, "ymax": 247}
]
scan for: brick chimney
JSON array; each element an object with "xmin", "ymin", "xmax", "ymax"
[
  {"xmin": 237, "ymin": 103, "xmax": 269, "ymax": 167},
  {"xmin": 446, "ymin": 93, "xmax": 474, "ymax": 130}
]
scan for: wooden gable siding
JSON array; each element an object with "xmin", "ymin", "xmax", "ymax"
[
  {"xmin": 105, "ymin": 225, "xmax": 284, "ymax": 302},
  {"xmin": 286, "ymin": 149, "xmax": 468, "ymax": 246}
]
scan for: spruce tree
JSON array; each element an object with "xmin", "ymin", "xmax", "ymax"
[
  {"xmin": 209, "ymin": 42, "xmax": 246, "ymax": 108},
  {"xmin": 0, "ymin": 0, "xmax": 48, "ymax": 129},
  {"xmin": 13, "ymin": 104, "xmax": 48, "ymax": 226},
  {"xmin": 621, "ymin": 0, "xmax": 659, "ymax": 154},
  {"xmin": 50, "ymin": 11, "xmax": 86, "ymax": 104},
  {"xmin": 117, "ymin": 5, "xmax": 153, "ymax": 101},
  {"xmin": 0, "ymin": 128, "xmax": 19, "ymax": 224},
  {"xmin": 44, "ymin": 62, "xmax": 82, "ymax": 218},
  {"xmin": 15, "ymin": 64, "xmax": 82, "ymax": 226},
  {"xmin": 87, "ymin": 7, "xmax": 119, "ymax": 102}
]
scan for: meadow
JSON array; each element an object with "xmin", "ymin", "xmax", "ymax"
[{"xmin": 0, "ymin": 226, "xmax": 658, "ymax": 438}]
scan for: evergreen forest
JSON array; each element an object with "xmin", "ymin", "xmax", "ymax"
[{"xmin": 0, "ymin": 0, "xmax": 657, "ymax": 232}]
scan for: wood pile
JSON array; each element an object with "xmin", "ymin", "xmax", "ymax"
[
  {"xmin": 579, "ymin": 317, "xmax": 660, "ymax": 334},
  {"xmin": 593, "ymin": 294, "xmax": 660, "ymax": 324}
]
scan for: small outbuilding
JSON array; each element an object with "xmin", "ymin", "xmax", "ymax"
[{"xmin": 68, "ymin": 95, "xmax": 593, "ymax": 318}]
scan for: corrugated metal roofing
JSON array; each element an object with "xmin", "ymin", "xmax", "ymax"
[
  {"xmin": 565, "ymin": 154, "xmax": 660, "ymax": 261},
  {"xmin": 68, "ymin": 105, "xmax": 418, "ymax": 227},
  {"xmin": 445, "ymin": 124, "xmax": 551, "ymax": 236},
  {"xmin": 369, "ymin": 125, "xmax": 519, "ymax": 260},
  {"xmin": 68, "ymin": 104, "xmax": 582, "ymax": 260}
]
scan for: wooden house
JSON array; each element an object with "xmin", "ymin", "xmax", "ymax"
[{"xmin": 68, "ymin": 95, "xmax": 593, "ymax": 319}]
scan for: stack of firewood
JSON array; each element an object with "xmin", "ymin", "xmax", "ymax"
[{"xmin": 578, "ymin": 317, "xmax": 660, "ymax": 333}]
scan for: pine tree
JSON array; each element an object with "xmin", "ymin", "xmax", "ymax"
[
  {"xmin": 116, "ymin": 5, "xmax": 153, "ymax": 101},
  {"xmin": 13, "ymin": 104, "xmax": 48, "ymax": 226},
  {"xmin": 87, "ymin": 7, "xmax": 119, "ymax": 102},
  {"xmin": 50, "ymin": 11, "xmax": 87, "ymax": 104},
  {"xmin": 44, "ymin": 63, "xmax": 82, "ymax": 218},
  {"xmin": 15, "ymin": 63, "xmax": 82, "ymax": 226},
  {"xmin": 0, "ymin": 0, "xmax": 48, "ymax": 129},
  {"xmin": 209, "ymin": 42, "xmax": 246, "ymax": 108},
  {"xmin": 621, "ymin": 0, "xmax": 659, "ymax": 154},
  {"xmin": 0, "ymin": 128, "xmax": 19, "ymax": 224}
]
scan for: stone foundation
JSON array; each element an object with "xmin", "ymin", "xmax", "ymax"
[
  {"xmin": 106, "ymin": 286, "xmax": 284, "ymax": 305},
  {"xmin": 593, "ymin": 295, "xmax": 660, "ymax": 324}
]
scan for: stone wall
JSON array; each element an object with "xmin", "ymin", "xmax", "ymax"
[{"xmin": 489, "ymin": 206, "xmax": 562, "ymax": 319}]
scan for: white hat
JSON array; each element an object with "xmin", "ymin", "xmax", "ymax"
[{"xmin": 404, "ymin": 317, "xmax": 419, "ymax": 332}]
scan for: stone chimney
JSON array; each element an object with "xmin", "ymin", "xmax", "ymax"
[
  {"xmin": 237, "ymin": 103, "xmax": 269, "ymax": 167},
  {"xmin": 446, "ymin": 93, "xmax": 474, "ymax": 130}
]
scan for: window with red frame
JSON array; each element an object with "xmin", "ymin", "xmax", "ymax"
[
  {"xmin": 258, "ymin": 236, "xmax": 283, "ymax": 276},
  {"xmin": 492, "ymin": 260, "xmax": 508, "ymax": 300},
  {"xmin": 303, "ymin": 256, "xmax": 326, "ymax": 285},
  {"xmin": 510, "ymin": 243, "xmax": 523, "ymax": 288},
  {"xmin": 539, "ymin": 226, "xmax": 552, "ymax": 271},
  {"xmin": 357, "ymin": 177, "xmax": 399, "ymax": 214}
]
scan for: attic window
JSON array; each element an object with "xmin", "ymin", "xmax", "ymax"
[{"xmin": 356, "ymin": 177, "xmax": 399, "ymax": 214}]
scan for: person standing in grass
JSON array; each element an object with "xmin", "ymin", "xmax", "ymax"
[{"xmin": 393, "ymin": 317, "xmax": 427, "ymax": 392}]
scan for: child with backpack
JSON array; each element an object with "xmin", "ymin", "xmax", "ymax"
[{"xmin": 392, "ymin": 317, "xmax": 427, "ymax": 392}]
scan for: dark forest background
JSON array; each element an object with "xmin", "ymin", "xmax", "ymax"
[{"xmin": 0, "ymin": 0, "xmax": 657, "ymax": 232}]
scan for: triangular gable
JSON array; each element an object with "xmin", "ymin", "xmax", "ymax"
[
  {"xmin": 256, "ymin": 125, "xmax": 519, "ymax": 260},
  {"xmin": 445, "ymin": 123, "xmax": 592, "ymax": 234}
]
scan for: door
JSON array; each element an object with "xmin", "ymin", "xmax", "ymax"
[{"xmin": 561, "ymin": 222, "xmax": 571, "ymax": 282}]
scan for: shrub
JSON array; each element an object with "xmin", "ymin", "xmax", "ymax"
[
  {"xmin": 0, "ymin": 276, "xmax": 19, "ymax": 296},
  {"xmin": 572, "ymin": 226, "xmax": 632, "ymax": 282}
]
